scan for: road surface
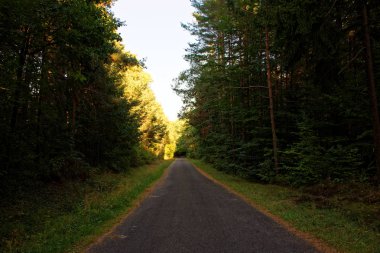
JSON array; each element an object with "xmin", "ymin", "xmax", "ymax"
[{"xmin": 86, "ymin": 158, "xmax": 319, "ymax": 253}]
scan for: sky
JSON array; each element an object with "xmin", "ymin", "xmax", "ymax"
[{"xmin": 111, "ymin": 0, "xmax": 195, "ymax": 121}]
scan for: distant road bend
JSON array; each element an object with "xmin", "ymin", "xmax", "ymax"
[{"xmin": 86, "ymin": 158, "xmax": 319, "ymax": 253}]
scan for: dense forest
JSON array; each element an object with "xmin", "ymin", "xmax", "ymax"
[
  {"xmin": 175, "ymin": 0, "xmax": 380, "ymax": 186},
  {"xmin": 0, "ymin": 0, "xmax": 175, "ymax": 192},
  {"xmin": 0, "ymin": 1, "xmax": 379, "ymax": 252}
]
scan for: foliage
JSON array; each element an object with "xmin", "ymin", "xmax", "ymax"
[
  {"xmin": 164, "ymin": 120, "xmax": 187, "ymax": 159},
  {"xmin": 175, "ymin": 0, "xmax": 380, "ymax": 185},
  {"xmin": 0, "ymin": 0, "xmax": 172, "ymax": 187},
  {"xmin": 121, "ymin": 65, "xmax": 169, "ymax": 160}
]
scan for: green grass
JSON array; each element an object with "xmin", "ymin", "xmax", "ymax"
[
  {"xmin": 190, "ymin": 159, "xmax": 380, "ymax": 253},
  {"xmin": 0, "ymin": 160, "xmax": 172, "ymax": 253}
]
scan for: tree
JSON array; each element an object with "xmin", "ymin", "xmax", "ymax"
[
  {"xmin": 0, "ymin": 0, "xmax": 170, "ymax": 185},
  {"xmin": 175, "ymin": 0, "xmax": 379, "ymax": 185},
  {"xmin": 362, "ymin": 3, "xmax": 380, "ymax": 185},
  {"xmin": 121, "ymin": 64, "xmax": 169, "ymax": 161}
]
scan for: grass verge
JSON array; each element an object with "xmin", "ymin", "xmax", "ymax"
[
  {"xmin": 190, "ymin": 159, "xmax": 380, "ymax": 253},
  {"xmin": 0, "ymin": 160, "xmax": 172, "ymax": 253}
]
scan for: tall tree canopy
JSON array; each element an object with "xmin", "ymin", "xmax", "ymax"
[
  {"xmin": 175, "ymin": 0, "xmax": 380, "ymax": 185},
  {"xmin": 0, "ymin": 0, "xmax": 171, "ymax": 187},
  {"xmin": 121, "ymin": 64, "xmax": 170, "ymax": 161}
]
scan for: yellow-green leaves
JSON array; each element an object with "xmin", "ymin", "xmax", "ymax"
[
  {"xmin": 121, "ymin": 64, "xmax": 169, "ymax": 158},
  {"xmin": 244, "ymin": 3, "xmax": 260, "ymax": 15}
]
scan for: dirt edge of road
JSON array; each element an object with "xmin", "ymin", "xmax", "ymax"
[
  {"xmin": 81, "ymin": 161, "xmax": 174, "ymax": 253},
  {"xmin": 191, "ymin": 162, "xmax": 340, "ymax": 253}
]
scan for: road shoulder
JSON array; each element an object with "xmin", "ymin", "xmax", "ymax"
[
  {"xmin": 80, "ymin": 160, "xmax": 174, "ymax": 253},
  {"xmin": 190, "ymin": 160, "xmax": 338, "ymax": 253}
]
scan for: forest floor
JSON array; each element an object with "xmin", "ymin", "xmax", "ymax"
[
  {"xmin": 0, "ymin": 159, "xmax": 173, "ymax": 253},
  {"xmin": 190, "ymin": 159, "xmax": 380, "ymax": 253}
]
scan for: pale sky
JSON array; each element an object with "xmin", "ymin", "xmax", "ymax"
[{"xmin": 111, "ymin": 0, "xmax": 194, "ymax": 121}]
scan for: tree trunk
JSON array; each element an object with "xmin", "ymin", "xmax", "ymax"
[
  {"xmin": 72, "ymin": 94, "xmax": 78, "ymax": 132},
  {"xmin": 10, "ymin": 30, "xmax": 30, "ymax": 131},
  {"xmin": 362, "ymin": 4, "xmax": 380, "ymax": 186},
  {"xmin": 36, "ymin": 47, "xmax": 48, "ymax": 167},
  {"xmin": 265, "ymin": 26, "xmax": 279, "ymax": 174}
]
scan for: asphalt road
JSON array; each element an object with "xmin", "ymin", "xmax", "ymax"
[{"xmin": 86, "ymin": 159, "xmax": 319, "ymax": 253}]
